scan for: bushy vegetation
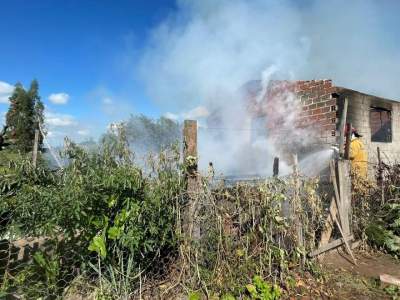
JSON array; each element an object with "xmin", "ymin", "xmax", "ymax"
[
  {"xmin": 352, "ymin": 162, "xmax": 400, "ymax": 256},
  {"xmin": 5, "ymin": 125, "xmax": 400, "ymax": 298},
  {"xmin": 177, "ymin": 177, "xmax": 325, "ymax": 299},
  {"xmin": 0, "ymin": 132, "xmax": 184, "ymax": 298},
  {"xmin": 0, "ymin": 126, "xmax": 331, "ymax": 299}
]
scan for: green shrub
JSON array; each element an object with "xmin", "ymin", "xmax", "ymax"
[
  {"xmin": 0, "ymin": 135, "xmax": 184, "ymax": 298},
  {"xmin": 245, "ymin": 275, "xmax": 281, "ymax": 300}
]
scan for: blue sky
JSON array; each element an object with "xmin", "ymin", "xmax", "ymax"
[{"xmin": 0, "ymin": 0, "xmax": 176, "ymax": 143}]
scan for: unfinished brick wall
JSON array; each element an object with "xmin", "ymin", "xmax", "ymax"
[
  {"xmin": 295, "ymin": 80, "xmax": 337, "ymax": 143},
  {"xmin": 251, "ymin": 79, "xmax": 338, "ymax": 145}
]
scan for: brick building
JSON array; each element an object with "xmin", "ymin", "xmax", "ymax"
[{"xmin": 247, "ymin": 79, "xmax": 400, "ymax": 171}]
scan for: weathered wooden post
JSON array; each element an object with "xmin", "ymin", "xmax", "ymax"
[
  {"xmin": 32, "ymin": 129, "xmax": 40, "ymax": 168},
  {"xmin": 336, "ymin": 98, "xmax": 352, "ymax": 236},
  {"xmin": 339, "ymin": 98, "xmax": 348, "ymax": 158},
  {"xmin": 337, "ymin": 159, "xmax": 351, "ymax": 237},
  {"xmin": 344, "ymin": 122, "xmax": 352, "ymax": 160},
  {"xmin": 273, "ymin": 157, "xmax": 279, "ymax": 177},
  {"xmin": 183, "ymin": 120, "xmax": 200, "ymax": 241}
]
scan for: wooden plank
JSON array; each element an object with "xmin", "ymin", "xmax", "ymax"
[
  {"xmin": 335, "ymin": 217, "xmax": 357, "ymax": 265},
  {"xmin": 337, "ymin": 160, "xmax": 351, "ymax": 236},
  {"xmin": 309, "ymin": 235, "xmax": 354, "ymax": 257},
  {"xmin": 319, "ymin": 160, "xmax": 343, "ymax": 248},
  {"xmin": 183, "ymin": 120, "xmax": 200, "ymax": 241},
  {"xmin": 318, "ymin": 196, "xmax": 337, "ymax": 248},
  {"xmin": 183, "ymin": 120, "xmax": 197, "ymax": 160},
  {"xmin": 339, "ymin": 97, "xmax": 348, "ymax": 158},
  {"xmin": 380, "ymin": 274, "xmax": 400, "ymax": 287}
]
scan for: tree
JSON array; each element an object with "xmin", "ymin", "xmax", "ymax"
[
  {"xmin": 125, "ymin": 115, "xmax": 181, "ymax": 153},
  {"xmin": 5, "ymin": 80, "xmax": 44, "ymax": 152},
  {"xmin": 102, "ymin": 115, "xmax": 181, "ymax": 155},
  {"xmin": 30, "ymin": 80, "xmax": 45, "ymax": 149}
]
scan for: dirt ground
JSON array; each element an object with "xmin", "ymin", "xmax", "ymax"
[{"xmin": 317, "ymin": 249, "xmax": 400, "ymax": 300}]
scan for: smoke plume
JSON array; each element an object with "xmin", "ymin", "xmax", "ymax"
[{"xmin": 139, "ymin": 0, "xmax": 400, "ymax": 176}]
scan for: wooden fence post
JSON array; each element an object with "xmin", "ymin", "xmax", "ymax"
[
  {"xmin": 337, "ymin": 159, "xmax": 351, "ymax": 237},
  {"xmin": 273, "ymin": 157, "xmax": 279, "ymax": 177},
  {"xmin": 339, "ymin": 98, "xmax": 348, "ymax": 158},
  {"xmin": 183, "ymin": 120, "xmax": 200, "ymax": 241},
  {"xmin": 32, "ymin": 129, "xmax": 39, "ymax": 168},
  {"xmin": 344, "ymin": 122, "xmax": 352, "ymax": 160}
]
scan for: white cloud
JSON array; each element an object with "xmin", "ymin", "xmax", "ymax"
[
  {"xmin": 164, "ymin": 106, "xmax": 209, "ymax": 121},
  {"xmin": 0, "ymin": 81, "xmax": 13, "ymax": 104},
  {"xmin": 46, "ymin": 130, "xmax": 65, "ymax": 138},
  {"xmin": 48, "ymin": 93, "xmax": 70, "ymax": 105},
  {"xmin": 46, "ymin": 112, "xmax": 77, "ymax": 127},
  {"xmin": 77, "ymin": 129, "xmax": 90, "ymax": 136},
  {"xmin": 163, "ymin": 112, "xmax": 179, "ymax": 120}
]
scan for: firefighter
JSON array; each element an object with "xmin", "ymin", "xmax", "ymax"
[{"xmin": 348, "ymin": 127, "xmax": 368, "ymax": 178}]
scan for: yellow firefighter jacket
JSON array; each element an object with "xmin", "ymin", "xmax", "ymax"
[{"xmin": 349, "ymin": 138, "xmax": 368, "ymax": 178}]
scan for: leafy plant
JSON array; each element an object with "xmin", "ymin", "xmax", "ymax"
[
  {"xmin": 188, "ymin": 291, "xmax": 202, "ymax": 300},
  {"xmin": 366, "ymin": 223, "xmax": 400, "ymax": 255},
  {"xmin": 246, "ymin": 276, "xmax": 281, "ymax": 300},
  {"xmin": 384, "ymin": 284, "xmax": 400, "ymax": 300},
  {"xmin": 0, "ymin": 130, "xmax": 184, "ymax": 298}
]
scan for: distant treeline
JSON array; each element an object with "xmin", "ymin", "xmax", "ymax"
[{"xmin": 102, "ymin": 114, "xmax": 181, "ymax": 154}]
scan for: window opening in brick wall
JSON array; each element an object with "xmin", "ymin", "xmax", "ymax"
[{"xmin": 370, "ymin": 106, "xmax": 392, "ymax": 143}]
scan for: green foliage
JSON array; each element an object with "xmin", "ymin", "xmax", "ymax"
[
  {"xmin": 0, "ymin": 125, "xmax": 327, "ymax": 299},
  {"xmin": 245, "ymin": 276, "xmax": 281, "ymax": 300},
  {"xmin": 89, "ymin": 235, "xmax": 107, "ymax": 258},
  {"xmin": 384, "ymin": 284, "xmax": 400, "ymax": 300},
  {"xmin": 189, "ymin": 291, "xmax": 202, "ymax": 300},
  {"xmin": 5, "ymin": 80, "xmax": 44, "ymax": 152},
  {"xmin": 0, "ymin": 251, "xmax": 62, "ymax": 299},
  {"xmin": 366, "ymin": 223, "xmax": 400, "ymax": 255},
  {"xmin": 353, "ymin": 162, "xmax": 400, "ymax": 256},
  {"xmin": 352, "ymin": 162, "xmax": 400, "ymax": 258},
  {"xmin": 0, "ymin": 132, "xmax": 184, "ymax": 298},
  {"xmin": 221, "ymin": 293, "xmax": 236, "ymax": 300}
]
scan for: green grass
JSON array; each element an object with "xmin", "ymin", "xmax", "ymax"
[{"xmin": 0, "ymin": 149, "xmax": 24, "ymax": 174}]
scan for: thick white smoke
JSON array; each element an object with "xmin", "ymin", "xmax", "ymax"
[{"xmin": 139, "ymin": 0, "xmax": 400, "ymax": 176}]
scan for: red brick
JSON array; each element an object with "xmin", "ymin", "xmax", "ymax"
[
  {"xmin": 311, "ymin": 108, "xmax": 322, "ymax": 115},
  {"xmin": 321, "ymin": 107, "xmax": 330, "ymax": 113}
]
